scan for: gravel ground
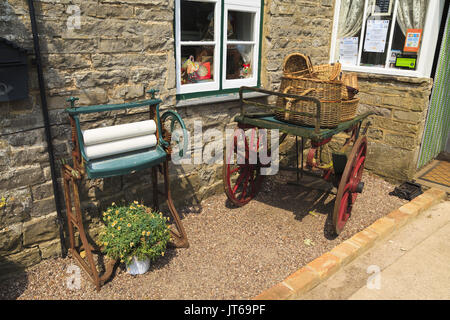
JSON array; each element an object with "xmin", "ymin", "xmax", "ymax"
[{"xmin": 0, "ymin": 172, "xmax": 407, "ymax": 300}]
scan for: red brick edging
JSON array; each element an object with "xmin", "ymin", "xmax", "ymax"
[{"xmin": 253, "ymin": 188, "xmax": 447, "ymax": 300}]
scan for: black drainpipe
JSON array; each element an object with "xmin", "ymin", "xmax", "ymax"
[{"xmin": 27, "ymin": 0, "xmax": 67, "ymax": 258}]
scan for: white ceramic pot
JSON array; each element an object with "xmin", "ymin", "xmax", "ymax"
[{"xmin": 126, "ymin": 256, "xmax": 150, "ymax": 275}]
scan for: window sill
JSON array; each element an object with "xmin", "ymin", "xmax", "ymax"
[
  {"xmin": 341, "ymin": 65, "xmax": 429, "ymax": 79},
  {"xmin": 175, "ymin": 91, "xmax": 268, "ymax": 108}
]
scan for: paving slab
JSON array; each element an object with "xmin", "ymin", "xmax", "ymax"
[{"xmin": 300, "ymin": 201, "xmax": 450, "ymax": 300}]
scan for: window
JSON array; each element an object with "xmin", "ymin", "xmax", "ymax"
[
  {"xmin": 330, "ymin": 0, "xmax": 446, "ymax": 77},
  {"xmin": 175, "ymin": 0, "xmax": 262, "ymax": 97}
]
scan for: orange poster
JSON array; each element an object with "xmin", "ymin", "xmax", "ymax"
[{"xmin": 403, "ymin": 29, "xmax": 422, "ymax": 53}]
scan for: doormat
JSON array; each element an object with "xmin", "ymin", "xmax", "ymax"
[{"xmin": 417, "ymin": 161, "xmax": 450, "ymax": 188}]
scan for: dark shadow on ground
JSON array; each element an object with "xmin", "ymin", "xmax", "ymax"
[
  {"xmin": 225, "ymin": 170, "xmax": 340, "ymax": 239},
  {"xmin": 0, "ymin": 256, "xmax": 29, "ymax": 300}
]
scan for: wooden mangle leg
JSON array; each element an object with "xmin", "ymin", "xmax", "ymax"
[
  {"xmin": 61, "ymin": 161, "xmax": 189, "ymax": 291},
  {"xmin": 62, "ymin": 165, "xmax": 116, "ymax": 291},
  {"xmin": 152, "ymin": 161, "xmax": 189, "ymax": 249}
]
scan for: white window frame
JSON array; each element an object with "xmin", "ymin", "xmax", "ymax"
[
  {"xmin": 329, "ymin": 0, "xmax": 446, "ymax": 78},
  {"xmin": 222, "ymin": 2, "xmax": 261, "ymax": 89},
  {"xmin": 175, "ymin": 0, "xmax": 261, "ymax": 95},
  {"xmin": 175, "ymin": 0, "xmax": 221, "ymax": 94}
]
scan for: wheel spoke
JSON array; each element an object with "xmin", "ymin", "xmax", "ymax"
[
  {"xmin": 240, "ymin": 169, "xmax": 251, "ymax": 199},
  {"xmin": 223, "ymin": 127, "xmax": 265, "ymax": 207},
  {"xmin": 233, "ymin": 172, "xmax": 246, "ymax": 194}
]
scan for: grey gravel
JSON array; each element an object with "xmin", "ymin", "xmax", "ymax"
[{"xmin": 0, "ymin": 172, "xmax": 407, "ymax": 300}]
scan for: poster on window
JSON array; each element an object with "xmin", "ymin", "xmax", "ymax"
[
  {"xmin": 339, "ymin": 37, "xmax": 359, "ymax": 65},
  {"xmin": 363, "ymin": 20, "xmax": 390, "ymax": 53},
  {"xmin": 403, "ymin": 29, "xmax": 422, "ymax": 53}
]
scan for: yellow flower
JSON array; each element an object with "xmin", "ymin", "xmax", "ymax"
[
  {"xmin": 103, "ymin": 242, "xmax": 108, "ymax": 246},
  {"xmin": 112, "ymin": 221, "xmax": 117, "ymax": 227},
  {"xmin": 117, "ymin": 226, "xmax": 121, "ymax": 230},
  {"xmin": 161, "ymin": 251, "xmax": 165, "ymax": 257},
  {"xmin": 146, "ymin": 231, "xmax": 150, "ymax": 236},
  {"xmin": 120, "ymin": 217, "xmax": 123, "ymax": 221},
  {"xmin": 142, "ymin": 231, "xmax": 146, "ymax": 236},
  {"xmin": 107, "ymin": 216, "xmax": 111, "ymax": 220},
  {"xmin": 133, "ymin": 201, "xmax": 139, "ymax": 205},
  {"xmin": 115, "ymin": 210, "xmax": 119, "ymax": 215},
  {"xmin": 127, "ymin": 223, "xmax": 131, "ymax": 227},
  {"xmin": 112, "ymin": 202, "xmax": 116, "ymax": 206},
  {"xmin": 130, "ymin": 242, "xmax": 134, "ymax": 247}
]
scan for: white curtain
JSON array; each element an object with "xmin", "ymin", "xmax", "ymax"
[
  {"xmin": 338, "ymin": 0, "xmax": 366, "ymax": 38},
  {"xmin": 396, "ymin": 0, "xmax": 429, "ymax": 35}
]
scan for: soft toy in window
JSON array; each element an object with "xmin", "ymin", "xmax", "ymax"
[
  {"xmin": 182, "ymin": 56, "xmax": 200, "ymax": 83},
  {"xmin": 240, "ymin": 64, "xmax": 250, "ymax": 78}
]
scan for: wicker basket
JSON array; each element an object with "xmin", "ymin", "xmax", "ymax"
[
  {"xmin": 340, "ymin": 98, "xmax": 360, "ymax": 122},
  {"xmin": 311, "ymin": 63, "xmax": 341, "ymax": 81},
  {"xmin": 279, "ymin": 75, "xmax": 345, "ymax": 101},
  {"xmin": 275, "ymin": 86, "xmax": 342, "ymax": 128},
  {"xmin": 341, "ymin": 72, "xmax": 359, "ymax": 100},
  {"xmin": 282, "ymin": 53, "xmax": 314, "ymax": 77},
  {"xmin": 341, "ymin": 72, "xmax": 359, "ymax": 90}
]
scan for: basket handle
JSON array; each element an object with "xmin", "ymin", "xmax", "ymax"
[{"xmin": 282, "ymin": 87, "xmax": 316, "ymax": 120}]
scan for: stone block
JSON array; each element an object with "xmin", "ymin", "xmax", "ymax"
[
  {"xmin": 0, "ymin": 247, "xmax": 41, "ymax": 280},
  {"xmin": 329, "ymin": 241, "xmax": 361, "ymax": 266},
  {"xmin": 39, "ymin": 239, "xmax": 61, "ymax": 259},
  {"xmin": 23, "ymin": 212, "xmax": 59, "ymax": 246},
  {"xmin": 283, "ymin": 266, "xmax": 321, "ymax": 299},
  {"xmin": 306, "ymin": 252, "xmax": 341, "ymax": 280},
  {"xmin": 384, "ymin": 132, "xmax": 417, "ymax": 150},
  {"xmin": 31, "ymin": 181, "xmax": 54, "ymax": 201},
  {"xmin": 252, "ymin": 282, "xmax": 293, "ymax": 300},
  {"xmin": 30, "ymin": 196, "xmax": 57, "ymax": 218},
  {"xmin": 0, "ymin": 188, "xmax": 32, "ymax": 229},
  {"xmin": 386, "ymin": 209, "xmax": 411, "ymax": 229},
  {"xmin": 365, "ymin": 141, "xmax": 417, "ymax": 181},
  {"xmin": 0, "ymin": 223, "xmax": 23, "ymax": 255},
  {"xmin": 366, "ymin": 216, "xmax": 396, "ymax": 239},
  {"xmin": 347, "ymin": 229, "xmax": 378, "ymax": 251}
]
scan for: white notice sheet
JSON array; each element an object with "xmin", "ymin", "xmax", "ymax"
[
  {"xmin": 339, "ymin": 37, "xmax": 359, "ymax": 65},
  {"xmin": 364, "ymin": 20, "xmax": 390, "ymax": 53}
]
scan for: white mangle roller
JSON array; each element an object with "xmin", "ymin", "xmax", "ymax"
[{"xmin": 82, "ymin": 120, "xmax": 158, "ymax": 159}]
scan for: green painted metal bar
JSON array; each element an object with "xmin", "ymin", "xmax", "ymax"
[
  {"xmin": 65, "ymin": 98, "xmax": 162, "ymax": 115},
  {"xmin": 418, "ymin": 8, "xmax": 450, "ymax": 168},
  {"xmin": 234, "ymin": 112, "xmax": 374, "ymax": 141}
]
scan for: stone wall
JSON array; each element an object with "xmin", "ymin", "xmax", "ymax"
[
  {"xmin": 356, "ymin": 73, "xmax": 433, "ymax": 181},
  {"xmin": 0, "ymin": 0, "xmax": 434, "ymax": 274}
]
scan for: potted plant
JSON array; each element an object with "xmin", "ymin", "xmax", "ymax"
[{"xmin": 97, "ymin": 201, "xmax": 171, "ymax": 275}]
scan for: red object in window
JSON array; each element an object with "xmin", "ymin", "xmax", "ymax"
[
  {"xmin": 197, "ymin": 62, "xmax": 211, "ymax": 80},
  {"xmin": 403, "ymin": 29, "xmax": 422, "ymax": 53}
]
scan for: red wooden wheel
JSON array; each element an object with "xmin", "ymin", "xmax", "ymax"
[
  {"xmin": 223, "ymin": 127, "xmax": 265, "ymax": 206},
  {"xmin": 333, "ymin": 136, "xmax": 367, "ymax": 235}
]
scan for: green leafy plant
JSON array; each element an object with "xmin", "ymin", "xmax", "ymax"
[{"xmin": 97, "ymin": 201, "xmax": 171, "ymax": 265}]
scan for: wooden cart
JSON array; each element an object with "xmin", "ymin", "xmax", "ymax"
[{"xmin": 223, "ymin": 87, "xmax": 374, "ymax": 235}]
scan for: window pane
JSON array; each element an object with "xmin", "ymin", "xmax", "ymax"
[
  {"xmin": 227, "ymin": 11, "xmax": 255, "ymax": 41},
  {"xmin": 181, "ymin": 0, "xmax": 215, "ymax": 41},
  {"xmin": 388, "ymin": 0, "xmax": 429, "ymax": 70},
  {"xmin": 226, "ymin": 44, "xmax": 253, "ymax": 80},
  {"xmin": 180, "ymin": 46, "xmax": 215, "ymax": 85},
  {"xmin": 334, "ymin": 0, "xmax": 365, "ymax": 65}
]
